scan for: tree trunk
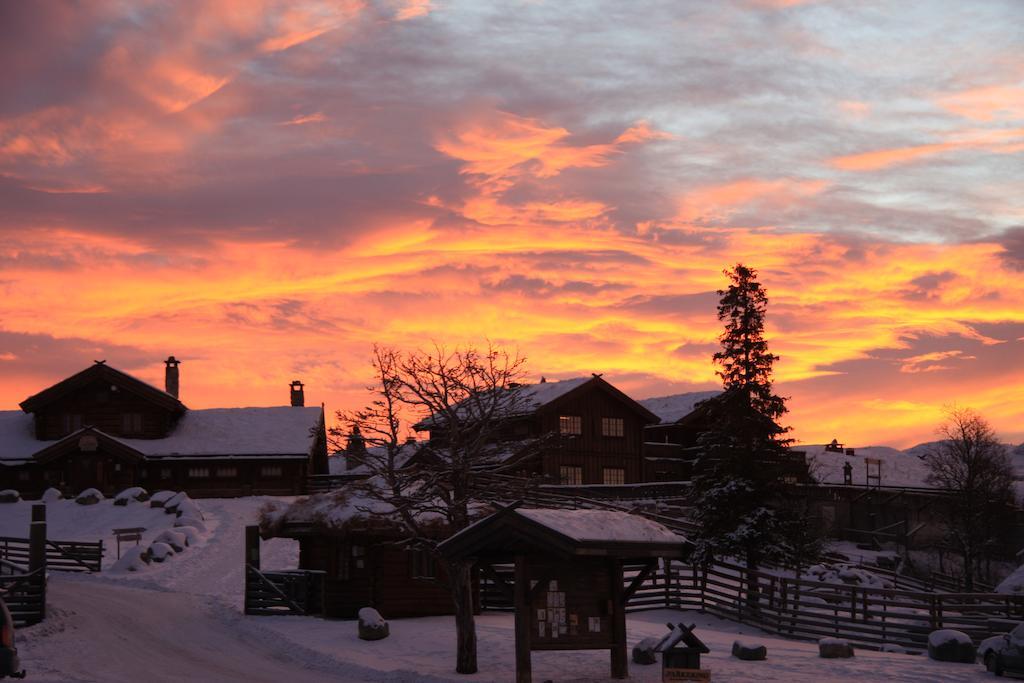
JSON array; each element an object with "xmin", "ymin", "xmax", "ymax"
[{"xmin": 449, "ymin": 559, "xmax": 478, "ymax": 674}]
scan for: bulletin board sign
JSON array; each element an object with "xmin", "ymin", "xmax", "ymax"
[{"xmin": 528, "ymin": 559, "xmax": 613, "ymax": 650}]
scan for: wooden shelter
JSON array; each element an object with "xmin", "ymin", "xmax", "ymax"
[{"xmin": 439, "ymin": 506, "xmax": 689, "ymax": 682}]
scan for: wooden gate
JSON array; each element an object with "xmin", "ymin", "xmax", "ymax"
[
  {"xmin": 0, "ymin": 568, "xmax": 46, "ymax": 627},
  {"xmin": 0, "ymin": 536, "xmax": 103, "ymax": 573},
  {"xmin": 245, "ymin": 566, "xmax": 325, "ymax": 616}
]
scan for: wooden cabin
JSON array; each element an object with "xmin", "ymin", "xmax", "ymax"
[
  {"xmin": 641, "ymin": 388, "xmax": 810, "ymax": 483},
  {"xmin": 0, "ymin": 359, "xmax": 328, "ymax": 498},
  {"xmin": 260, "ymin": 489, "xmax": 477, "ymax": 619},
  {"xmin": 413, "ymin": 376, "xmax": 660, "ymax": 486}
]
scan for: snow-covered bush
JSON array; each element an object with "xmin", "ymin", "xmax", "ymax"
[
  {"xmin": 114, "ymin": 486, "xmax": 149, "ymax": 506},
  {"xmin": 153, "ymin": 529, "xmax": 188, "ymax": 552},
  {"xmin": 164, "ymin": 492, "xmax": 190, "ymax": 514},
  {"xmin": 0, "ymin": 490, "xmax": 20, "ymax": 503},
  {"xmin": 927, "ymin": 629, "xmax": 975, "ymax": 663},
  {"xmin": 997, "ymin": 564, "xmax": 1024, "ymax": 594},
  {"xmin": 357, "ymin": 607, "xmax": 389, "ymax": 641},
  {"xmin": 75, "ymin": 488, "xmax": 104, "ymax": 505},
  {"xmin": 111, "ymin": 546, "xmax": 150, "ymax": 572},
  {"xmin": 149, "ymin": 490, "xmax": 177, "ymax": 508},
  {"xmin": 819, "ymin": 637, "xmax": 854, "ymax": 658},
  {"xmin": 147, "ymin": 542, "xmax": 174, "ymax": 563},
  {"xmin": 41, "ymin": 487, "xmax": 62, "ymax": 502}
]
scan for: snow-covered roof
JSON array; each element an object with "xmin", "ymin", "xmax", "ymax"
[
  {"xmin": 517, "ymin": 377, "xmax": 591, "ymax": 410},
  {"xmin": 328, "ymin": 442, "xmax": 420, "ymax": 476},
  {"xmin": 516, "ymin": 507, "xmax": 685, "ymax": 544},
  {"xmin": 0, "ymin": 406, "xmax": 322, "ymax": 462},
  {"xmin": 639, "ymin": 390, "xmax": 720, "ymax": 423},
  {"xmin": 0, "ymin": 410, "xmax": 42, "ymax": 463}
]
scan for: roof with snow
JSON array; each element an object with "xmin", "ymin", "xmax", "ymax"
[
  {"xmin": 19, "ymin": 361, "xmax": 187, "ymax": 414},
  {"xmin": 639, "ymin": 390, "xmax": 720, "ymax": 423},
  {"xmin": 0, "ymin": 406, "xmax": 323, "ymax": 464},
  {"xmin": 439, "ymin": 505, "xmax": 689, "ymax": 560}
]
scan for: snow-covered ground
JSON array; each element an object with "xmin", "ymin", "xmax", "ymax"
[{"xmin": 3, "ymin": 495, "xmax": 1000, "ymax": 682}]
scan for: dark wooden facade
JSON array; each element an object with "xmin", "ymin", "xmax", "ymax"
[
  {"xmin": 291, "ymin": 531, "xmax": 467, "ymax": 619},
  {"xmin": 1, "ymin": 360, "xmax": 328, "ymax": 498},
  {"xmin": 417, "ymin": 376, "xmax": 660, "ymax": 486}
]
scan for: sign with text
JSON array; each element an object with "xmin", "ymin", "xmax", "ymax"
[{"xmin": 663, "ymin": 669, "xmax": 711, "ymax": 682}]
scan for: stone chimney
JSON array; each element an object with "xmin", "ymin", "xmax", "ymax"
[
  {"xmin": 289, "ymin": 380, "xmax": 305, "ymax": 407},
  {"xmin": 345, "ymin": 425, "xmax": 367, "ymax": 471},
  {"xmin": 164, "ymin": 356, "xmax": 181, "ymax": 398}
]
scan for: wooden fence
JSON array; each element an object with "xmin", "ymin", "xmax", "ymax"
[
  {"xmin": 244, "ymin": 566, "xmax": 325, "ymax": 616},
  {"xmin": 0, "ymin": 535, "xmax": 103, "ymax": 573},
  {"xmin": 0, "ymin": 568, "xmax": 46, "ymax": 627},
  {"xmin": 480, "ymin": 559, "xmax": 1024, "ymax": 652}
]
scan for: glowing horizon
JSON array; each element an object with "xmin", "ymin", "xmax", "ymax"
[{"xmin": 1, "ymin": 1, "xmax": 1022, "ymax": 449}]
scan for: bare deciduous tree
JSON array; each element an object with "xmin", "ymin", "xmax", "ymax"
[
  {"xmin": 924, "ymin": 408, "xmax": 1016, "ymax": 590},
  {"xmin": 330, "ymin": 343, "xmax": 539, "ymax": 675}
]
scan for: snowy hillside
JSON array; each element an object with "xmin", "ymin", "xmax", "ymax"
[{"xmin": 802, "ymin": 444, "xmax": 933, "ymax": 488}]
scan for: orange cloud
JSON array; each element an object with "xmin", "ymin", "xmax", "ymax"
[
  {"xmin": 831, "ymin": 127, "xmax": 1024, "ymax": 171},
  {"xmin": 676, "ymin": 178, "xmax": 829, "ymax": 223},
  {"xmin": 395, "ymin": 0, "xmax": 433, "ymax": 21},
  {"xmin": 938, "ymin": 84, "xmax": 1024, "ymax": 122}
]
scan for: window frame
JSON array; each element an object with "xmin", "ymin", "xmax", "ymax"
[
  {"xmin": 259, "ymin": 464, "xmax": 284, "ymax": 478},
  {"xmin": 600, "ymin": 417, "xmax": 625, "ymax": 438},
  {"xmin": 188, "ymin": 466, "xmax": 211, "ymax": 479},
  {"xmin": 558, "ymin": 415, "xmax": 582, "ymax": 435},
  {"xmin": 559, "ymin": 465, "xmax": 583, "ymax": 485},
  {"xmin": 602, "ymin": 467, "xmax": 626, "ymax": 485},
  {"xmin": 410, "ymin": 548, "xmax": 437, "ymax": 580}
]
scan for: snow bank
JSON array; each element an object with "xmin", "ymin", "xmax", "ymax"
[
  {"xmin": 110, "ymin": 546, "xmax": 150, "ymax": 572},
  {"xmin": 0, "ymin": 489, "xmax": 20, "ymax": 503},
  {"xmin": 147, "ymin": 542, "xmax": 174, "ymax": 562},
  {"xmin": 153, "ymin": 529, "xmax": 188, "ymax": 551},
  {"xmin": 75, "ymin": 488, "xmax": 104, "ymax": 504},
  {"xmin": 149, "ymin": 490, "xmax": 177, "ymax": 507},
  {"xmin": 41, "ymin": 487, "xmax": 63, "ymax": 502},
  {"xmin": 804, "ymin": 444, "xmax": 933, "ymax": 488},
  {"xmin": 997, "ymin": 563, "xmax": 1024, "ymax": 594},
  {"xmin": 114, "ymin": 487, "xmax": 149, "ymax": 505}
]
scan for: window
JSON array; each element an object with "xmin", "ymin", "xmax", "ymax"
[
  {"xmin": 411, "ymin": 548, "xmax": 437, "ymax": 579},
  {"xmin": 260, "ymin": 465, "xmax": 283, "ymax": 478},
  {"xmin": 62, "ymin": 414, "xmax": 82, "ymax": 435},
  {"xmin": 559, "ymin": 415, "xmax": 582, "ymax": 435},
  {"xmin": 216, "ymin": 466, "xmax": 238, "ymax": 478},
  {"xmin": 602, "ymin": 467, "xmax": 625, "ymax": 485},
  {"xmin": 559, "ymin": 465, "xmax": 583, "ymax": 485},
  {"xmin": 188, "ymin": 466, "xmax": 210, "ymax": 479},
  {"xmin": 160, "ymin": 467, "xmax": 173, "ymax": 480},
  {"xmin": 336, "ymin": 544, "xmax": 365, "ymax": 580},
  {"xmin": 121, "ymin": 413, "xmax": 143, "ymax": 435},
  {"xmin": 601, "ymin": 417, "xmax": 624, "ymax": 437}
]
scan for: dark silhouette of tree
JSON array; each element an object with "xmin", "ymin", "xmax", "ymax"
[
  {"xmin": 330, "ymin": 343, "xmax": 535, "ymax": 675},
  {"xmin": 924, "ymin": 408, "xmax": 1015, "ymax": 591},
  {"xmin": 691, "ymin": 264, "xmax": 816, "ymax": 605}
]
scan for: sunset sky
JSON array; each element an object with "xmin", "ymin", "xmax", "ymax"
[{"xmin": 1, "ymin": 0, "xmax": 1023, "ymax": 448}]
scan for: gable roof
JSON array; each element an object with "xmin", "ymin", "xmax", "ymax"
[
  {"xmin": 33, "ymin": 427, "xmax": 146, "ymax": 465},
  {"xmin": 439, "ymin": 506, "xmax": 688, "ymax": 560},
  {"xmin": 0, "ymin": 406, "xmax": 323, "ymax": 463},
  {"xmin": 19, "ymin": 362, "xmax": 187, "ymax": 414},
  {"xmin": 639, "ymin": 390, "xmax": 721, "ymax": 423}
]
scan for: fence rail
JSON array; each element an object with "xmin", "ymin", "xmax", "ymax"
[
  {"xmin": 244, "ymin": 566, "xmax": 325, "ymax": 616},
  {"xmin": 0, "ymin": 568, "xmax": 46, "ymax": 627},
  {"xmin": 0, "ymin": 535, "xmax": 103, "ymax": 573},
  {"xmin": 480, "ymin": 558, "xmax": 1024, "ymax": 652}
]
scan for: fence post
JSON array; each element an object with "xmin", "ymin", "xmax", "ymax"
[
  {"xmin": 245, "ymin": 525, "xmax": 260, "ymax": 615},
  {"xmin": 32, "ymin": 503, "xmax": 46, "ymax": 524},
  {"xmin": 29, "ymin": 518, "xmax": 47, "ymax": 574},
  {"xmin": 664, "ymin": 559, "xmax": 673, "ymax": 609}
]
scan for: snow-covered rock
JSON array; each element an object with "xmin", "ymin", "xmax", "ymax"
[
  {"xmin": 632, "ymin": 636, "xmax": 659, "ymax": 665},
  {"xmin": 0, "ymin": 489, "xmax": 20, "ymax": 503},
  {"xmin": 175, "ymin": 516, "xmax": 207, "ymax": 533},
  {"xmin": 149, "ymin": 490, "xmax": 177, "ymax": 508},
  {"xmin": 357, "ymin": 607, "xmax": 389, "ymax": 641},
  {"xmin": 997, "ymin": 564, "xmax": 1024, "ymax": 594},
  {"xmin": 174, "ymin": 526, "xmax": 202, "ymax": 546},
  {"xmin": 75, "ymin": 488, "xmax": 104, "ymax": 505},
  {"xmin": 175, "ymin": 498, "xmax": 204, "ymax": 520},
  {"xmin": 927, "ymin": 629, "xmax": 975, "ymax": 663},
  {"xmin": 164, "ymin": 492, "xmax": 190, "ymax": 514},
  {"xmin": 153, "ymin": 529, "xmax": 188, "ymax": 552},
  {"xmin": 880, "ymin": 643, "xmax": 907, "ymax": 654},
  {"xmin": 111, "ymin": 546, "xmax": 150, "ymax": 572},
  {"xmin": 114, "ymin": 487, "xmax": 149, "ymax": 506},
  {"xmin": 147, "ymin": 542, "xmax": 174, "ymax": 563},
  {"xmin": 732, "ymin": 640, "xmax": 767, "ymax": 661},
  {"xmin": 41, "ymin": 487, "xmax": 63, "ymax": 502},
  {"xmin": 819, "ymin": 638, "xmax": 854, "ymax": 658}
]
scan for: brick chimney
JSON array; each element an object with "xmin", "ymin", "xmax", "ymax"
[
  {"xmin": 289, "ymin": 380, "xmax": 305, "ymax": 407},
  {"xmin": 164, "ymin": 356, "xmax": 181, "ymax": 398}
]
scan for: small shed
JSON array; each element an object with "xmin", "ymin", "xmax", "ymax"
[{"xmin": 439, "ymin": 506, "xmax": 690, "ymax": 683}]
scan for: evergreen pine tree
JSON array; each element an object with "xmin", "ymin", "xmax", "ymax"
[{"xmin": 691, "ymin": 264, "xmax": 814, "ymax": 605}]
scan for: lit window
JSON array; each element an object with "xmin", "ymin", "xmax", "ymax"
[
  {"xmin": 559, "ymin": 465, "xmax": 583, "ymax": 485},
  {"xmin": 602, "ymin": 467, "xmax": 625, "ymax": 485},
  {"xmin": 411, "ymin": 548, "xmax": 437, "ymax": 579},
  {"xmin": 601, "ymin": 417, "xmax": 624, "ymax": 437},
  {"xmin": 216, "ymin": 466, "xmax": 238, "ymax": 478},
  {"xmin": 559, "ymin": 415, "xmax": 582, "ymax": 435},
  {"xmin": 121, "ymin": 413, "xmax": 143, "ymax": 434},
  {"xmin": 188, "ymin": 467, "xmax": 210, "ymax": 479},
  {"xmin": 260, "ymin": 465, "xmax": 283, "ymax": 478}
]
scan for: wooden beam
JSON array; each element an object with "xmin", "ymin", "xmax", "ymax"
[
  {"xmin": 609, "ymin": 558, "xmax": 627, "ymax": 679},
  {"xmin": 623, "ymin": 559, "xmax": 658, "ymax": 602},
  {"xmin": 514, "ymin": 555, "xmax": 532, "ymax": 683}
]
